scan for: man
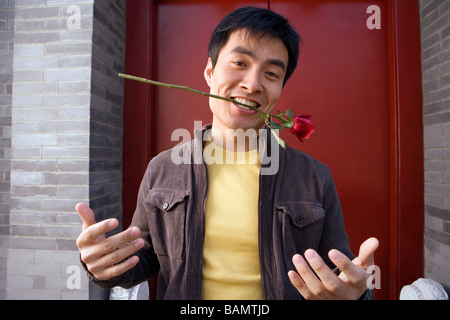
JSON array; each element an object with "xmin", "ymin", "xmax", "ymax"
[{"xmin": 76, "ymin": 6, "xmax": 379, "ymax": 300}]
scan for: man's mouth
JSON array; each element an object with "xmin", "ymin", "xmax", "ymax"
[{"xmin": 232, "ymin": 97, "xmax": 260, "ymax": 110}]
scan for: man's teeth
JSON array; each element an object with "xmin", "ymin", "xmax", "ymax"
[{"xmin": 234, "ymin": 97, "xmax": 258, "ymax": 109}]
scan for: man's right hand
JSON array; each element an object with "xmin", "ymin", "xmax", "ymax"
[{"xmin": 75, "ymin": 203, "xmax": 144, "ymax": 281}]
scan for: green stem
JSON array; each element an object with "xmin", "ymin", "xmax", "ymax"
[{"xmin": 119, "ymin": 73, "xmax": 270, "ymax": 117}]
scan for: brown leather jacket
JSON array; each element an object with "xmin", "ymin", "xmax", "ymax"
[{"xmin": 87, "ymin": 125, "xmax": 373, "ymax": 300}]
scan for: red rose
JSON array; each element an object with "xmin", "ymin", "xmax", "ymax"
[{"xmin": 289, "ymin": 114, "xmax": 315, "ymax": 142}]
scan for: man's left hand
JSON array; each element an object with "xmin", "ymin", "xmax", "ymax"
[{"xmin": 288, "ymin": 237, "xmax": 379, "ymax": 300}]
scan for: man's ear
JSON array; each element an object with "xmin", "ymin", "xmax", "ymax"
[{"xmin": 204, "ymin": 57, "xmax": 213, "ymax": 87}]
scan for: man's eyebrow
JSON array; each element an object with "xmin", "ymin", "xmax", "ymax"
[{"xmin": 231, "ymin": 46, "xmax": 286, "ymax": 71}]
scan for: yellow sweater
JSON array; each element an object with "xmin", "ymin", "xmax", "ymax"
[{"xmin": 201, "ymin": 141, "xmax": 263, "ymax": 300}]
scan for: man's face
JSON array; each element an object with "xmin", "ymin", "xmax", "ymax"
[{"xmin": 204, "ymin": 30, "xmax": 289, "ymax": 133}]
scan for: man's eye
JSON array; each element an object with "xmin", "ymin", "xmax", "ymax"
[
  {"xmin": 233, "ymin": 61, "xmax": 246, "ymax": 67},
  {"xmin": 266, "ymin": 71, "xmax": 279, "ymax": 79}
]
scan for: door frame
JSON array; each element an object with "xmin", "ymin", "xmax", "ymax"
[
  {"xmin": 122, "ymin": 0, "xmax": 424, "ymax": 299},
  {"xmin": 386, "ymin": 0, "xmax": 424, "ymax": 299}
]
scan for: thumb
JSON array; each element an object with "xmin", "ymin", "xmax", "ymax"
[
  {"xmin": 76, "ymin": 203, "xmax": 96, "ymax": 231},
  {"xmin": 354, "ymin": 237, "xmax": 379, "ymax": 268}
]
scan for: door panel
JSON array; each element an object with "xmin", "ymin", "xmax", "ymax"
[{"xmin": 271, "ymin": 0, "xmax": 390, "ymax": 299}]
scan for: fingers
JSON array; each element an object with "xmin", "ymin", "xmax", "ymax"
[
  {"xmin": 76, "ymin": 203, "xmax": 96, "ymax": 231},
  {"xmin": 75, "ymin": 203, "xmax": 145, "ymax": 281},
  {"xmin": 328, "ymin": 249, "xmax": 367, "ymax": 290},
  {"xmin": 87, "ymin": 238, "xmax": 144, "ymax": 281},
  {"xmin": 80, "ymin": 226, "xmax": 142, "ymax": 263},
  {"xmin": 356, "ymin": 237, "xmax": 379, "ymax": 267},
  {"xmin": 77, "ymin": 217, "xmax": 118, "ymax": 248},
  {"xmin": 287, "ymin": 269, "xmax": 314, "ymax": 299},
  {"xmin": 79, "ymin": 226, "xmax": 145, "ymax": 281},
  {"xmin": 289, "ymin": 251, "xmax": 344, "ymax": 300},
  {"xmin": 289, "ymin": 248, "xmax": 370, "ymax": 300},
  {"xmin": 288, "ymin": 254, "xmax": 321, "ymax": 299}
]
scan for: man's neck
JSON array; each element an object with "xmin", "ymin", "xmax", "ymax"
[{"xmin": 210, "ymin": 122, "xmax": 260, "ymax": 153}]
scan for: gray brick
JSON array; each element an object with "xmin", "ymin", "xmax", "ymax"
[
  {"xmin": 42, "ymin": 199, "xmax": 82, "ymax": 212},
  {"xmin": 57, "ymin": 133, "xmax": 89, "ymax": 146},
  {"xmin": 10, "ymin": 224, "xmax": 41, "ymax": 237},
  {"xmin": 425, "ymin": 171, "xmax": 443, "ymax": 182},
  {"xmin": 424, "ymin": 159, "xmax": 450, "ymax": 171},
  {"xmin": 12, "ymin": 44, "xmax": 44, "ymax": 57},
  {"xmin": 34, "ymin": 249, "xmax": 79, "ymax": 265},
  {"xmin": 60, "ymin": 55, "xmax": 91, "ymax": 68},
  {"xmin": 47, "ymin": 0, "xmax": 94, "ymax": 5},
  {"xmin": 10, "ymin": 171, "xmax": 41, "ymax": 185},
  {"xmin": 15, "ymin": 7, "xmax": 60, "ymax": 20},
  {"xmin": 14, "ymin": 32, "xmax": 59, "ymax": 44},
  {"xmin": 424, "ymin": 134, "xmax": 450, "ymax": 148},
  {"xmin": 11, "ymin": 121, "xmax": 42, "ymax": 134},
  {"xmin": 57, "ymin": 211, "xmax": 83, "ymax": 225},
  {"xmin": 43, "ymin": 120, "xmax": 89, "ymax": 133},
  {"xmin": 11, "ymin": 186, "xmax": 57, "ymax": 197},
  {"xmin": 45, "ymin": 42, "xmax": 91, "ymax": 55},
  {"xmin": 60, "ymin": 29, "xmax": 93, "ymax": 42},
  {"xmin": 444, "ymin": 172, "xmax": 450, "ymax": 184},
  {"xmin": 41, "ymin": 225, "xmax": 80, "ymax": 239},
  {"xmin": 12, "ymin": 133, "xmax": 57, "ymax": 146},
  {"xmin": 12, "ymin": 82, "xmax": 58, "ymax": 95},
  {"xmin": 57, "ymin": 185, "xmax": 88, "ymax": 199},
  {"xmin": 11, "ymin": 147, "xmax": 41, "ymax": 159},
  {"xmin": 56, "ymin": 159, "xmax": 88, "ymax": 172},
  {"xmin": 15, "ymin": 0, "xmax": 47, "ymax": 7},
  {"xmin": 8, "ymin": 237, "xmax": 56, "ymax": 250},
  {"xmin": 14, "ymin": 20, "xmax": 46, "ymax": 32},
  {"xmin": 43, "ymin": 94, "xmax": 90, "ymax": 107},
  {"xmin": 59, "ymin": 81, "xmax": 90, "ymax": 94},
  {"xmin": 57, "ymin": 107, "xmax": 90, "ymax": 120},
  {"xmin": 12, "ymin": 95, "xmax": 43, "ymax": 108},
  {"xmin": 42, "ymin": 146, "xmax": 89, "ymax": 159},
  {"xmin": 7, "ymin": 275, "xmax": 33, "ymax": 289},
  {"xmin": 10, "ymin": 198, "xmax": 41, "ymax": 211},
  {"xmin": 44, "ymin": 68, "xmax": 91, "ymax": 82},
  {"xmin": 10, "ymin": 211, "xmax": 56, "ymax": 225},
  {"xmin": 13, "ymin": 56, "xmax": 58, "ymax": 70},
  {"xmin": 12, "ymin": 70, "xmax": 43, "ymax": 82},
  {"xmin": 42, "ymin": 172, "xmax": 88, "ymax": 185},
  {"xmin": 444, "ymin": 123, "xmax": 450, "ymax": 135},
  {"xmin": 426, "ymin": 181, "xmax": 450, "ymax": 195},
  {"xmin": 424, "ymin": 124, "xmax": 443, "ymax": 137},
  {"xmin": 425, "ymin": 147, "xmax": 443, "ymax": 159},
  {"xmin": 9, "ymin": 258, "xmax": 60, "ymax": 277},
  {"xmin": 57, "ymin": 238, "xmax": 78, "ymax": 251}
]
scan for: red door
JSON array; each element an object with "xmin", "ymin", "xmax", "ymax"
[{"xmin": 123, "ymin": 0, "xmax": 423, "ymax": 300}]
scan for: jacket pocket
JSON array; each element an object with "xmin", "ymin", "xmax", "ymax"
[
  {"xmin": 276, "ymin": 202, "xmax": 325, "ymax": 267},
  {"xmin": 145, "ymin": 189, "xmax": 190, "ymax": 259}
]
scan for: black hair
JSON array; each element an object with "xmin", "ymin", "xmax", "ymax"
[{"xmin": 208, "ymin": 6, "xmax": 301, "ymax": 86}]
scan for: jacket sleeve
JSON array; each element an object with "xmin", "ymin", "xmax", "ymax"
[
  {"xmin": 82, "ymin": 163, "xmax": 160, "ymax": 290},
  {"xmin": 318, "ymin": 167, "xmax": 375, "ymax": 300}
]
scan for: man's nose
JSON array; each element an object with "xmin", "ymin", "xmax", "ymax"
[{"xmin": 240, "ymin": 69, "xmax": 263, "ymax": 93}]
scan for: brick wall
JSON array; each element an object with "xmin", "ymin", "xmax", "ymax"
[
  {"xmin": 7, "ymin": 0, "xmax": 93, "ymax": 299},
  {"xmin": 1, "ymin": 0, "xmax": 126, "ymax": 299},
  {"xmin": 89, "ymin": 0, "xmax": 126, "ymax": 228},
  {"xmin": 0, "ymin": 0, "xmax": 14, "ymax": 300},
  {"xmin": 420, "ymin": 0, "xmax": 450, "ymax": 293}
]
